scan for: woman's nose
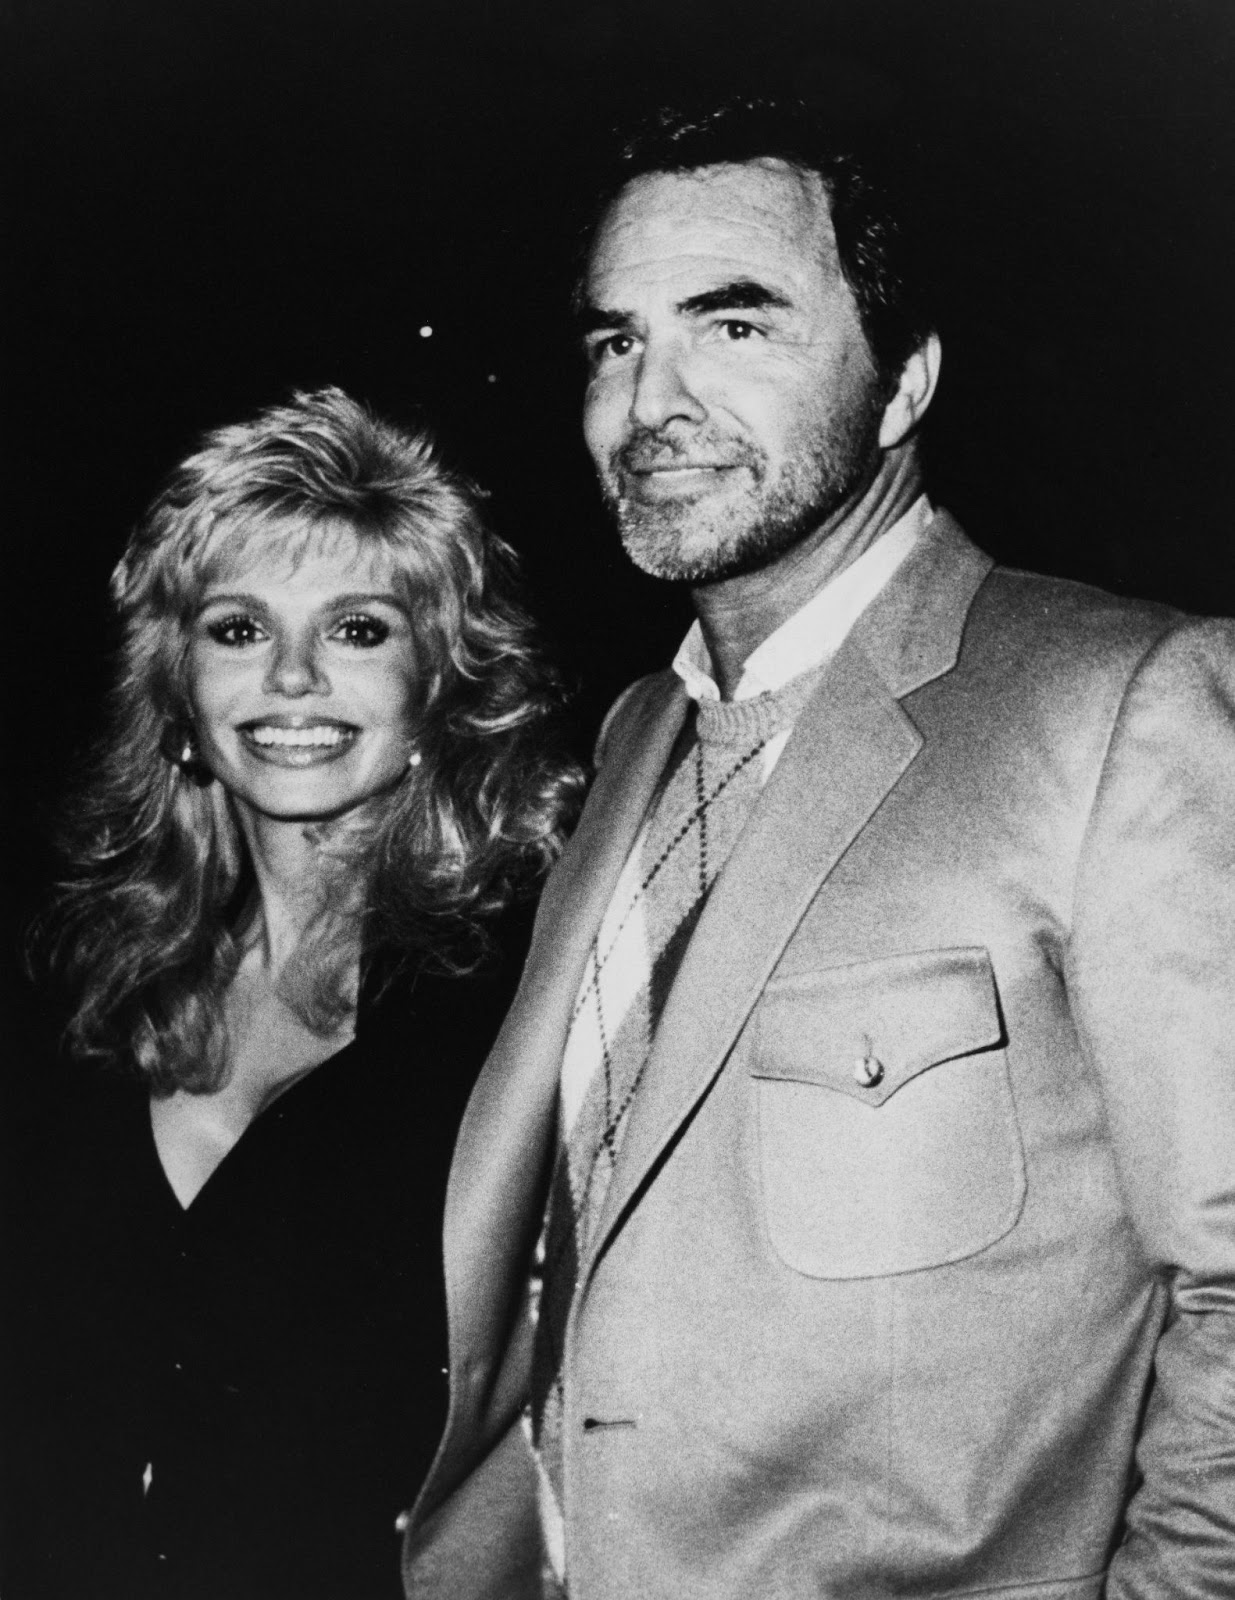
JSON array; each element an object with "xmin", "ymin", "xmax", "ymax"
[{"xmin": 264, "ymin": 634, "xmax": 328, "ymax": 697}]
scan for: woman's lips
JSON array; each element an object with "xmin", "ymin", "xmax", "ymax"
[{"xmin": 238, "ymin": 722, "xmax": 359, "ymax": 766}]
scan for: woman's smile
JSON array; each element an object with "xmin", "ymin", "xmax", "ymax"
[{"xmin": 239, "ymin": 718, "xmax": 361, "ymax": 765}]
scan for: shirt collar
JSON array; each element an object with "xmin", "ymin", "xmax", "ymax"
[{"xmin": 673, "ymin": 496, "xmax": 933, "ymax": 704}]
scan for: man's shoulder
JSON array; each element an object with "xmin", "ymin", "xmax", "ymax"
[
  {"xmin": 981, "ymin": 558, "xmax": 1177, "ymax": 628},
  {"xmin": 924, "ymin": 510, "xmax": 1176, "ymax": 648},
  {"xmin": 945, "ymin": 548, "xmax": 1235, "ymax": 744},
  {"xmin": 966, "ymin": 555, "xmax": 1186, "ymax": 679},
  {"xmin": 593, "ymin": 669, "xmax": 681, "ymax": 769}
]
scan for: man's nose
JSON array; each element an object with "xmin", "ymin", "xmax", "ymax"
[
  {"xmin": 264, "ymin": 633, "xmax": 328, "ymax": 697},
  {"xmin": 629, "ymin": 342, "xmax": 706, "ymax": 430}
]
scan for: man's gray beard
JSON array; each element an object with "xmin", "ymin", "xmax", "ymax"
[{"xmin": 606, "ymin": 404, "xmax": 885, "ymax": 585}]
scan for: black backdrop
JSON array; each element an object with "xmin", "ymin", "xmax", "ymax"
[{"xmin": 5, "ymin": 0, "xmax": 1235, "ymax": 977}]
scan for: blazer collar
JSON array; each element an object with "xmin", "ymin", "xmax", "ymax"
[
  {"xmin": 848, "ymin": 507, "xmax": 993, "ymax": 698},
  {"xmin": 582, "ymin": 513, "xmax": 993, "ymax": 1278}
]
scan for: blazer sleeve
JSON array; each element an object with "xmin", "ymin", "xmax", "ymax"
[
  {"xmin": 401, "ymin": 1417, "xmax": 543, "ymax": 1599},
  {"xmin": 1065, "ymin": 616, "xmax": 1235, "ymax": 1597}
]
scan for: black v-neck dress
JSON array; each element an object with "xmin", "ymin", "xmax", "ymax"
[{"xmin": 2, "ymin": 952, "xmax": 518, "ymax": 1600}]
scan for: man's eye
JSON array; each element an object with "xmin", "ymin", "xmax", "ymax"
[
  {"xmin": 334, "ymin": 613, "xmax": 390, "ymax": 648},
  {"xmin": 206, "ymin": 614, "xmax": 264, "ymax": 646},
  {"xmin": 589, "ymin": 332, "xmax": 637, "ymax": 364},
  {"xmin": 719, "ymin": 320, "xmax": 759, "ymax": 341}
]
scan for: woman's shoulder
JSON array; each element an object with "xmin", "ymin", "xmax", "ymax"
[
  {"xmin": 360, "ymin": 901, "xmax": 533, "ymax": 1057},
  {"xmin": 5, "ymin": 1048, "xmax": 165, "ymax": 1285}
]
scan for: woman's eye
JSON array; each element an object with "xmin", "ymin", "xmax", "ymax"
[
  {"xmin": 334, "ymin": 613, "xmax": 390, "ymax": 647},
  {"xmin": 206, "ymin": 614, "xmax": 264, "ymax": 646}
]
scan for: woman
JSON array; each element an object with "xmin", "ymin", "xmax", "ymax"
[{"xmin": 6, "ymin": 388, "xmax": 581, "ymax": 1600}]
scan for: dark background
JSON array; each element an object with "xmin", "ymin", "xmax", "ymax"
[{"xmin": 4, "ymin": 0, "xmax": 1234, "ymax": 980}]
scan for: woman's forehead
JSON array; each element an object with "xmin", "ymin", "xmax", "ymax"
[{"xmin": 198, "ymin": 515, "xmax": 400, "ymax": 588}]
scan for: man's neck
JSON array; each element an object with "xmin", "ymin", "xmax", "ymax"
[{"xmin": 692, "ymin": 448, "xmax": 924, "ymax": 700}]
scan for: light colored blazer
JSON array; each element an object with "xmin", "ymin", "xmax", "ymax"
[{"xmin": 402, "ymin": 515, "xmax": 1235, "ymax": 1599}]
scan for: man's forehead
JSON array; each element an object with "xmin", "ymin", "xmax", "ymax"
[{"xmin": 587, "ymin": 159, "xmax": 840, "ymax": 296}]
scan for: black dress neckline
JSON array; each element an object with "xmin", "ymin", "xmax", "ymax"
[
  {"xmin": 3, "ymin": 947, "xmax": 521, "ymax": 1600},
  {"xmin": 145, "ymin": 949, "xmax": 426, "ymax": 1217}
]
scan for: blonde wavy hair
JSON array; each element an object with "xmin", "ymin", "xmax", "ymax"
[{"xmin": 44, "ymin": 387, "xmax": 582, "ymax": 1093}]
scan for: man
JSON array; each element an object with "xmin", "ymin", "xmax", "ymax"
[{"xmin": 401, "ymin": 100, "xmax": 1235, "ymax": 1598}]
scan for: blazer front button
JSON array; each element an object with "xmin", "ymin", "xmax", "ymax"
[{"xmin": 854, "ymin": 1054, "xmax": 884, "ymax": 1088}]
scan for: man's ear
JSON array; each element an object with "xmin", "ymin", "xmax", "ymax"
[{"xmin": 877, "ymin": 332, "xmax": 942, "ymax": 450}]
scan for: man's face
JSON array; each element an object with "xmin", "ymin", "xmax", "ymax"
[{"xmin": 581, "ymin": 159, "xmax": 889, "ymax": 583}]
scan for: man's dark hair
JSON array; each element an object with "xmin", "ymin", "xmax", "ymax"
[{"xmin": 578, "ymin": 96, "xmax": 934, "ymax": 395}]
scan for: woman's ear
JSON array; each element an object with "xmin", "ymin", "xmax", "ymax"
[{"xmin": 878, "ymin": 332, "xmax": 942, "ymax": 449}]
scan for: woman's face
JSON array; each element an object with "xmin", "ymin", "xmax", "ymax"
[{"xmin": 185, "ymin": 528, "xmax": 419, "ymax": 824}]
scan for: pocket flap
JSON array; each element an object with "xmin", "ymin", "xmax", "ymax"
[{"xmin": 751, "ymin": 946, "xmax": 1004, "ymax": 1107}]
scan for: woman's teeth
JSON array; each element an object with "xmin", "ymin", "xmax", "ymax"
[{"xmin": 248, "ymin": 725, "xmax": 350, "ymax": 747}]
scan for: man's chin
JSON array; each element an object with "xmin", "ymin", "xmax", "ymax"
[
  {"xmin": 616, "ymin": 512, "xmax": 803, "ymax": 586},
  {"xmin": 618, "ymin": 525, "xmax": 735, "ymax": 584}
]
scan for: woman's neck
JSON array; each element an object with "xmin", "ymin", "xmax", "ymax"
[
  {"xmin": 150, "ymin": 811, "xmax": 365, "ymax": 1209},
  {"xmin": 235, "ymin": 808, "xmax": 358, "ymax": 975}
]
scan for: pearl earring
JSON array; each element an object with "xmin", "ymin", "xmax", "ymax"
[
  {"xmin": 160, "ymin": 720, "xmax": 201, "ymax": 772},
  {"xmin": 407, "ymin": 749, "xmax": 422, "ymax": 769}
]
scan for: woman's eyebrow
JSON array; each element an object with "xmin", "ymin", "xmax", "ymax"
[
  {"xmin": 194, "ymin": 590, "xmax": 408, "ymax": 615},
  {"xmin": 321, "ymin": 591, "xmax": 407, "ymax": 610},
  {"xmin": 196, "ymin": 589, "xmax": 266, "ymax": 612}
]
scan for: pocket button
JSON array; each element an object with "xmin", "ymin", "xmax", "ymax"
[{"xmin": 853, "ymin": 1054, "xmax": 884, "ymax": 1088}]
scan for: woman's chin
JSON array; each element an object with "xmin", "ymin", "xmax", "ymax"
[{"xmin": 220, "ymin": 767, "xmax": 408, "ymax": 830}]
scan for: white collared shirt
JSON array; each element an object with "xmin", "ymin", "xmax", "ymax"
[{"xmin": 672, "ymin": 494, "xmax": 932, "ymax": 778}]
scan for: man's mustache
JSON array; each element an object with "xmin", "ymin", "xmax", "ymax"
[{"xmin": 614, "ymin": 427, "xmax": 760, "ymax": 476}]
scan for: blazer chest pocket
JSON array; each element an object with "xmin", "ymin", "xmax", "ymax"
[{"xmin": 751, "ymin": 947, "xmax": 1026, "ymax": 1279}]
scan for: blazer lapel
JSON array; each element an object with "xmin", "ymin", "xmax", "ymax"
[
  {"xmin": 584, "ymin": 515, "xmax": 994, "ymax": 1274},
  {"xmin": 439, "ymin": 672, "xmax": 689, "ymax": 1437},
  {"xmin": 528, "ymin": 674, "xmax": 689, "ymax": 989}
]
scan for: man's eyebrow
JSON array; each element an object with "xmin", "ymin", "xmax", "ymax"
[
  {"xmin": 575, "ymin": 279, "xmax": 792, "ymax": 337},
  {"xmin": 677, "ymin": 280, "xmax": 793, "ymax": 316},
  {"xmin": 576, "ymin": 303, "xmax": 636, "ymax": 337}
]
